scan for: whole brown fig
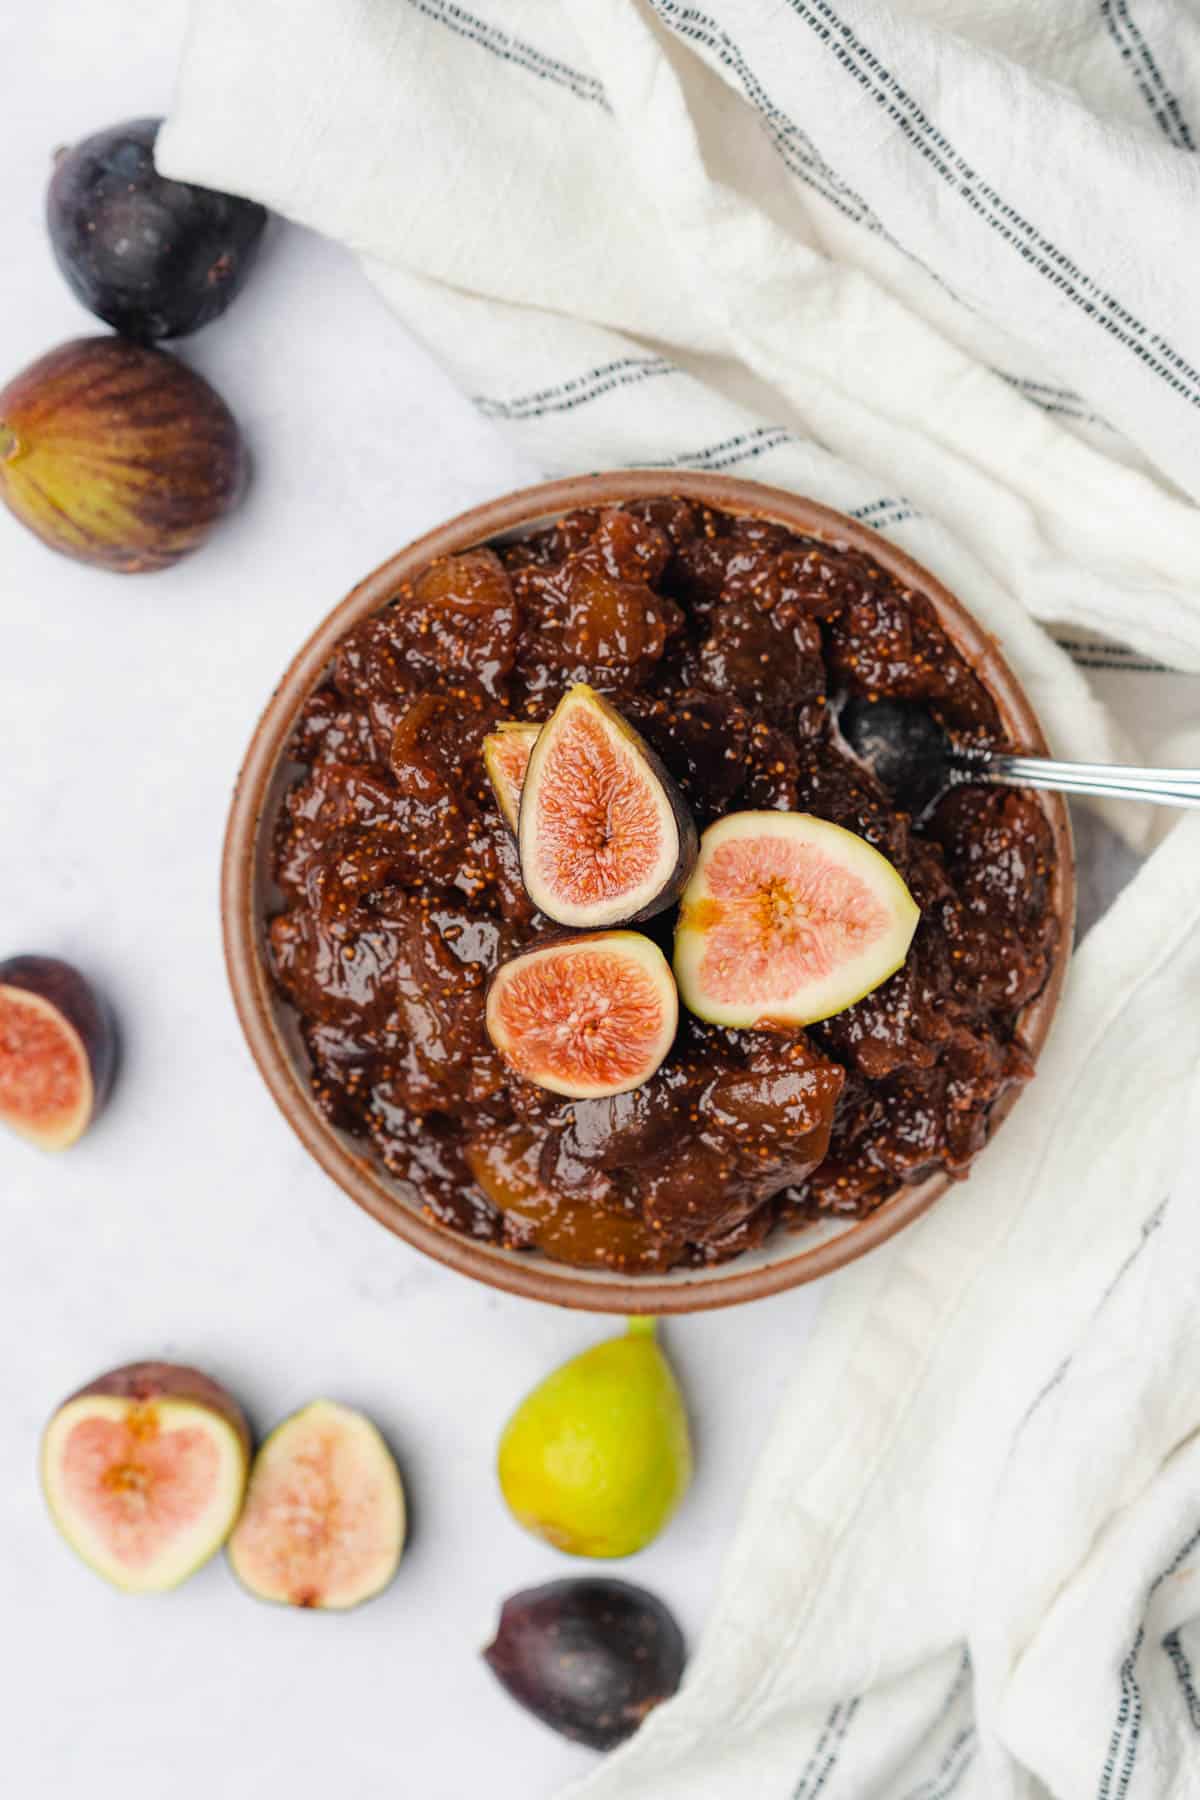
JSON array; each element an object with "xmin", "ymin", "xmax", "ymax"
[{"xmin": 0, "ymin": 336, "xmax": 246, "ymax": 572}]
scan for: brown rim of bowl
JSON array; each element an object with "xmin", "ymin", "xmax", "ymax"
[{"xmin": 222, "ymin": 472, "xmax": 1075, "ymax": 1313}]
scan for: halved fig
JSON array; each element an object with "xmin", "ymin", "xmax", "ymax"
[
  {"xmin": 486, "ymin": 933, "xmax": 677, "ymax": 1100},
  {"xmin": 41, "ymin": 1361, "xmax": 250, "ymax": 1592},
  {"xmin": 227, "ymin": 1399, "xmax": 405, "ymax": 1610},
  {"xmin": 0, "ymin": 955, "xmax": 116, "ymax": 1149},
  {"xmin": 484, "ymin": 1577, "xmax": 685, "ymax": 1750},
  {"xmin": 674, "ymin": 811, "xmax": 920, "ymax": 1029},
  {"xmin": 518, "ymin": 684, "xmax": 697, "ymax": 927},
  {"xmin": 483, "ymin": 721, "xmax": 540, "ymax": 831}
]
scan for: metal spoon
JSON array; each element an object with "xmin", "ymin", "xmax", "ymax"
[{"xmin": 838, "ymin": 696, "xmax": 1200, "ymax": 821}]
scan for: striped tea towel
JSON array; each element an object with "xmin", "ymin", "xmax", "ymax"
[{"xmin": 160, "ymin": 2, "xmax": 1200, "ymax": 1794}]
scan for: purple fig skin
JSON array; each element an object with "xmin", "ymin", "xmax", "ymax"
[
  {"xmin": 623, "ymin": 744, "xmax": 698, "ymax": 925},
  {"xmin": 0, "ymin": 337, "xmax": 246, "ymax": 572},
  {"xmin": 483, "ymin": 1577, "xmax": 686, "ymax": 1751},
  {"xmin": 65, "ymin": 1361, "xmax": 252, "ymax": 1462},
  {"xmin": 0, "ymin": 955, "xmax": 117, "ymax": 1145},
  {"xmin": 47, "ymin": 118, "xmax": 267, "ymax": 343}
]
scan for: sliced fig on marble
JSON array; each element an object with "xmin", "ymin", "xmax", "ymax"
[
  {"xmin": 518, "ymin": 684, "xmax": 697, "ymax": 927},
  {"xmin": 486, "ymin": 932, "xmax": 677, "ymax": 1100},
  {"xmin": 484, "ymin": 1577, "xmax": 685, "ymax": 1750},
  {"xmin": 0, "ymin": 955, "xmax": 116, "ymax": 1149},
  {"xmin": 674, "ymin": 811, "xmax": 920, "ymax": 1029},
  {"xmin": 41, "ymin": 1361, "xmax": 250, "ymax": 1592},
  {"xmin": 483, "ymin": 720, "xmax": 540, "ymax": 832},
  {"xmin": 227, "ymin": 1400, "xmax": 405, "ymax": 1610}
]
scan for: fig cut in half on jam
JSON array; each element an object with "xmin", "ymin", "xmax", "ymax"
[
  {"xmin": 486, "ymin": 932, "xmax": 678, "ymax": 1101},
  {"xmin": 0, "ymin": 955, "xmax": 116, "ymax": 1149},
  {"xmin": 518, "ymin": 684, "xmax": 697, "ymax": 927},
  {"xmin": 674, "ymin": 811, "xmax": 920, "ymax": 1030},
  {"xmin": 483, "ymin": 721, "xmax": 541, "ymax": 832}
]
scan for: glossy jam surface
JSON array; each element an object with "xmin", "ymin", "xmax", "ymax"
[{"xmin": 267, "ymin": 501, "xmax": 1059, "ymax": 1272}]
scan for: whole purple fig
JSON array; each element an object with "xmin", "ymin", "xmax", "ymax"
[{"xmin": 484, "ymin": 1577, "xmax": 685, "ymax": 1750}]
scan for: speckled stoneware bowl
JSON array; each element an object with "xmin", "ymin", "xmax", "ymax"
[{"xmin": 221, "ymin": 473, "xmax": 1075, "ymax": 1313}]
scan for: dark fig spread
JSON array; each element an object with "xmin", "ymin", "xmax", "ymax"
[{"xmin": 267, "ymin": 500, "xmax": 1058, "ymax": 1272}]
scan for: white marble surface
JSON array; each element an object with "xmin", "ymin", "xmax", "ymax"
[{"xmin": 1, "ymin": 7, "xmax": 826, "ymax": 1796}]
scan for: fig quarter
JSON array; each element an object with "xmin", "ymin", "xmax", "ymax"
[
  {"xmin": 518, "ymin": 684, "xmax": 698, "ymax": 928},
  {"xmin": 483, "ymin": 720, "xmax": 541, "ymax": 832}
]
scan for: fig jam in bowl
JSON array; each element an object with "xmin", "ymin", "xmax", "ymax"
[{"xmin": 222, "ymin": 473, "xmax": 1074, "ymax": 1313}]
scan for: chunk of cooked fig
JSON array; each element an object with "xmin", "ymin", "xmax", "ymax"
[
  {"xmin": 486, "ymin": 932, "xmax": 678, "ymax": 1100},
  {"xmin": 40, "ymin": 1361, "xmax": 250, "ymax": 1592},
  {"xmin": 483, "ymin": 1577, "xmax": 685, "ymax": 1750},
  {"xmin": 391, "ymin": 549, "xmax": 520, "ymax": 699},
  {"xmin": 482, "ymin": 720, "xmax": 540, "ymax": 832},
  {"xmin": 0, "ymin": 955, "xmax": 116, "ymax": 1149},
  {"xmin": 227, "ymin": 1399, "xmax": 405, "ymax": 1610},
  {"xmin": 674, "ymin": 811, "xmax": 920, "ymax": 1029},
  {"xmin": 464, "ymin": 1124, "xmax": 674, "ymax": 1271},
  {"xmin": 518, "ymin": 684, "xmax": 697, "ymax": 927}
]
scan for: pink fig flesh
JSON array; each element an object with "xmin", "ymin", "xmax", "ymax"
[
  {"xmin": 518, "ymin": 685, "xmax": 697, "ymax": 927},
  {"xmin": 483, "ymin": 721, "xmax": 540, "ymax": 832},
  {"xmin": 227, "ymin": 1400, "xmax": 406, "ymax": 1610},
  {"xmin": 674, "ymin": 812, "xmax": 920, "ymax": 1028},
  {"xmin": 41, "ymin": 1361, "xmax": 251, "ymax": 1592},
  {"xmin": 486, "ymin": 931, "xmax": 678, "ymax": 1100},
  {"xmin": 0, "ymin": 955, "xmax": 116, "ymax": 1149}
]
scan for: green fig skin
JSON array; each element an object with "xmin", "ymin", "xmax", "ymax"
[
  {"xmin": 498, "ymin": 1319, "xmax": 693, "ymax": 1558},
  {"xmin": 0, "ymin": 336, "xmax": 246, "ymax": 572}
]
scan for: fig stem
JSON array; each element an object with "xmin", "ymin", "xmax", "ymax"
[{"xmin": 625, "ymin": 1316, "xmax": 658, "ymax": 1339}]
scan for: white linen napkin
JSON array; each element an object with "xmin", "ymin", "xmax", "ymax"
[{"xmin": 160, "ymin": 4, "xmax": 1200, "ymax": 1793}]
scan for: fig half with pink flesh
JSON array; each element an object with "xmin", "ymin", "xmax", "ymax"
[
  {"xmin": 518, "ymin": 684, "xmax": 697, "ymax": 927},
  {"xmin": 227, "ymin": 1400, "xmax": 405, "ymax": 1610},
  {"xmin": 483, "ymin": 720, "xmax": 540, "ymax": 832},
  {"xmin": 41, "ymin": 1361, "xmax": 251, "ymax": 1592},
  {"xmin": 0, "ymin": 955, "xmax": 116, "ymax": 1149},
  {"xmin": 674, "ymin": 811, "xmax": 920, "ymax": 1029},
  {"xmin": 487, "ymin": 932, "xmax": 678, "ymax": 1101}
]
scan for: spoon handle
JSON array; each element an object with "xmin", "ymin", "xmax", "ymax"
[{"xmin": 968, "ymin": 753, "xmax": 1200, "ymax": 808}]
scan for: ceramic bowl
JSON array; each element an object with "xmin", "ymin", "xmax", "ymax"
[{"xmin": 221, "ymin": 472, "xmax": 1074, "ymax": 1312}]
